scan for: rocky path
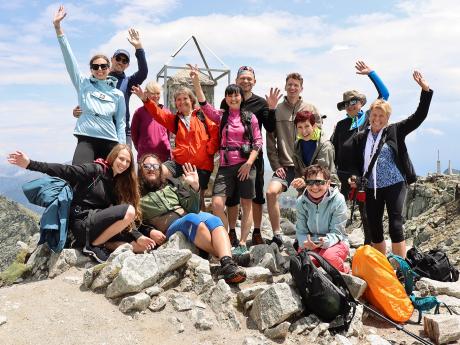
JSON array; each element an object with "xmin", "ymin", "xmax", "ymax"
[{"xmin": 0, "ymin": 267, "xmax": 265, "ymax": 345}]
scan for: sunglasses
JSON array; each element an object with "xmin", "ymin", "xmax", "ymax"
[
  {"xmin": 115, "ymin": 56, "xmax": 129, "ymax": 64},
  {"xmin": 142, "ymin": 163, "xmax": 160, "ymax": 171},
  {"xmin": 305, "ymin": 179, "xmax": 327, "ymax": 186},
  {"xmin": 344, "ymin": 98, "xmax": 360, "ymax": 108},
  {"xmin": 91, "ymin": 63, "xmax": 109, "ymax": 71}
]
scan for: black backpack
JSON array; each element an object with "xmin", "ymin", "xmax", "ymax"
[
  {"xmin": 289, "ymin": 250, "xmax": 357, "ymax": 332},
  {"xmin": 406, "ymin": 247, "xmax": 459, "ymax": 282}
]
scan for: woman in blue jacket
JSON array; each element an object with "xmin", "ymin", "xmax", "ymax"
[
  {"xmin": 296, "ymin": 165, "xmax": 349, "ymax": 273},
  {"xmin": 53, "ymin": 6, "xmax": 126, "ymax": 164}
]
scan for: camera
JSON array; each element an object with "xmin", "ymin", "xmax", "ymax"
[{"xmin": 240, "ymin": 144, "xmax": 252, "ymax": 158}]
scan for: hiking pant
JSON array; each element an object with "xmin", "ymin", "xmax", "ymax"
[
  {"xmin": 72, "ymin": 135, "xmax": 118, "ymax": 165},
  {"xmin": 309, "ymin": 241, "xmax": 350, "ymax": 273},
  {"xmin": 365, "ymin": 181, "xmax": 407, "ymax": 244}
]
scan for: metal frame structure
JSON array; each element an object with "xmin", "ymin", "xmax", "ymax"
[{"xmin": 156, "ymin": 36, "xmax": 231, "ymax": 109}]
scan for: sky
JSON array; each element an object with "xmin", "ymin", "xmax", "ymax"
[{"xmin": 1, "ymin": 0, "xmax": 459, "ymax": 175}]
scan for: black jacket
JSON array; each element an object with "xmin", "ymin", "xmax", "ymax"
[
  {"xmin": 346, "ymin": 89, "xmax": 433, "ymax": 184},
  {"xmin": 27, "ymin": 161, "xmax": 116, "ymax": 211},
  {"xmin": 331, "ymin": 111, "xmax": 370, "ymax": 176}
]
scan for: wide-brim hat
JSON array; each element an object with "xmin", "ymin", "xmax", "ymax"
[{"xmin": 337, "ymin": 90, "xmax": 366, "ymax": 111}]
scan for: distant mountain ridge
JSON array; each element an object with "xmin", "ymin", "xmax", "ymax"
[{"xmin": 0, "ymin": 163, "xmax": 44, "ymax": 214}]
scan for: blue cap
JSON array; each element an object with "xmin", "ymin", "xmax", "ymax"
[{"xmin": 113, "ymin": 49, "xmax": 130, "ymax": 62}]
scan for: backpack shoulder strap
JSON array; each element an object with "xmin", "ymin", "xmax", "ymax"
[
  {"xmin": 387, "ymin": 253, "xmax": 418, "ymax": 295},
  {"xmin": 306, "ymin": 251, "xmax": 355, "ymax": 302},
  {"xmin": 119, "ymin": 76, "xmax": 129, "ymax": 95}
]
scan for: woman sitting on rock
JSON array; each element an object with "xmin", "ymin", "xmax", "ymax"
[
  {"xmin": 7, "ymin": 144, "xmax": 155, "ymax": 263},
  {"xmin": 136, "ymin": 153, "xmax": 247, "ymax": 284},
  {"xmin": 296, "ymin": 165, "xmax": 349, "ymax": 273}
]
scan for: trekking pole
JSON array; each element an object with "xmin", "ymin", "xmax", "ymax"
[
  {"xmin": 346, "ymin": 188, "xmax": 358, "ymax": 227},
  {"xmin": 358, "ymin": 301, "xmax": 434, "ymax": 345}
]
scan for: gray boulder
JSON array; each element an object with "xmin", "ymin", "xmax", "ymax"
[
  {"xmin": 105, "ymin": 249, "xmax": 191, "ymax": 298},
  {"xmin": 160, "ymin": 232, "xmax": 199, "ymax": 255},
  {"xmin": 170, "ymin": 295, "xmax": 194, "ymax": 311},
  {"xmin": 149, "ymin": 296, "xmax": 167, "ymax": 312},
  {"xmin": 47, "ymin": 249, "xmax": 78, "ymax": 278},
  {"xmin": 205, "ymin": 279, "xmax": 240, "ymax": 330},
  {"xmin": 236, "ymin": 284, "xmax": 270, "ymax": 304},
  {"xmin": 245, "ymin": 266, "xmax": 272, "ymax": 283},
  {"xmin": 119, "ymin": 292, "xmax": 151, "ymax": 313},
  {"xmin": 263, "ymin": 321, "xmax": 290, "ymax": 340},
  {"xmin": 341, "ymin": 273, "xmax": 367, "ymax": 299},
  {"xmin": 416, "ymin": 278, "xmax": 460, "ymax": 298},
  {"xmin": 250, "ymin": 282, "xmax": 303, "ymax": 330},
  {"xmin": 280, "ymin": 218, "xmax": 296, "ymax": 235}
]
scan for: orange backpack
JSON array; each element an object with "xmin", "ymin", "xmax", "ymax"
[{"xmin": 352, "ymin": 245, "xmax": 414, "ymax": 323}]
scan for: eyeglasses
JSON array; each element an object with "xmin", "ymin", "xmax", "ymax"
[
  {"xmin": 91, "ymin": 63, "xmax": 109, "ymax": 70},
  {"xmin": 237, "ymin": 66, "xmax": 255, "ymax": 77},
  {"xmin": 344, "ymin": 98, "xmax": 360, "ymax": 108},
  {"xmin": 142, "ymin": 163, "xmax": 160, "ymax": 171},
  {"xmin": 305, "ymin": 179, "xmax": 327, "ymax": 186},
  {"xmin": 115, "ymin": 56, "xmax": 129, "ymax": 64}
]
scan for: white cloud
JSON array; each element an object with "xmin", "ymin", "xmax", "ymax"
[{"xmin": 420, "ymin": 127, "xmax": 444, "ymax": 136}]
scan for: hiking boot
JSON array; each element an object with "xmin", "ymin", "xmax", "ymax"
[
  {"xmin": 232, "ymin": 252, "xmax": 251, "ymax": 267},
  {"xmin": 83, "ymin": 244, "xmax": 109, "ymax": 263},
  {"xmin": 251, "ymin": 230, "xmax": 265, "ymax": 246},
  {"xmin": 232, "ymin": 244, "xmax": 248, "ymax": 256},
  {"xmin": 228, "ymin": 229, "xmax": 239, "ymax": 248},
  {"xmin": 271, "ymin": 234, "xmax": 284, "ymax": 248},
  {"xmin": 221, "ymin": 260, "xmax": 247, "ymax": 284}
]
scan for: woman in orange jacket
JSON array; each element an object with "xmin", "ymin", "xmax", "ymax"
[{"xmin": 132, "ymin": 84, "xmax": 219, "ymax": 210}]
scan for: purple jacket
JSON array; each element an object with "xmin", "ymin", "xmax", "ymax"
[{"xmin": 131, "ymin": 105, "xmax": 171, "ymax": 162}]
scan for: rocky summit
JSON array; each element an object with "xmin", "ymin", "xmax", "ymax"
[{"xmin": 0, "ymin": 173, "xmax": 459, "ymax": 345}]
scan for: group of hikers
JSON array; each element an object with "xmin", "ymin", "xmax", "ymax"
[{"xmin": 7, "ymin": 6, "xmax": 433, "ymax": 285}]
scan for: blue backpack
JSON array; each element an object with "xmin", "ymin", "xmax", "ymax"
[{"xmin": 387, "ymin": 253, "xmax": 454, "ymax": 323}]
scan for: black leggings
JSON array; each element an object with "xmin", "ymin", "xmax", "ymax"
[
  {"xmin": 70, "ymin": 204, "xmax": 129, "ymax": 247},
  {"xmin": 365, "ymin": 181, "xmax": 407, "ymax": 243},
  {"xmin": 72, "ymin": 135, "xmax": 118, "ymax": 165}
]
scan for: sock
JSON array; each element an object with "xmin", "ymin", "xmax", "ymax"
[
  {"xmin": 220, "ymin": 255, "xmax": 233, "ymax": 266},
  {"xmin": 253, "ymin": 228, "xmax": 261, "ymax": 234},
  {"xmin": 229, "ymin": 228, "xmax": 236, "ymax": 234}
]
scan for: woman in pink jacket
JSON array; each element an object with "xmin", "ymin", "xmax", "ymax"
[{"xmin": 131, "ymin": 81, "xmax": 171, "ymax": 162}]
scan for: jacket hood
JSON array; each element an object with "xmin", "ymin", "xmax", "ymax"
[{"xmin": 90, "ymin": 75, "xmax": 118, "ymax": 88}]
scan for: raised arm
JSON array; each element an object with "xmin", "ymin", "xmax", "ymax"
[
  {"xmin": 53, "ymin": 5, "xmax": 66, "ymax": 36},
  {"xmin": 7, "ymin": 150, "xmax": 96, "ymax": 185},
  {"xmin": 53, "ymin": 6, "xmax": 83, "ymax": 91},
  {"xmin": 355, "ymin": 60, "xmax": 389, "ymax": 101},
  {"xmin": 132, "ymin": 85, "xmax": 177, "ymax": 133},
  {"xmin": 126, "ymin": 29, "xmax": 148, "ymax": 86},
  {"xmin": 189, "ymin": 64, "xmax": 205, "ymax": 103},
  {"xmin": 397, "ymin": 71, "xmax": 433, "ymax": 136}
]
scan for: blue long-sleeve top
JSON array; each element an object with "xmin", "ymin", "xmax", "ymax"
[{"xmin": 57, "ymin": 34, "xmax": 126, "ymax": 143}]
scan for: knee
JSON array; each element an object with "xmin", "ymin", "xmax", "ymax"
[
  {"xmin": 124, "ymin": 205, "xmax": 136, "ymax": 222},
  {"xmin": 212, "ymin": 197, "xmax": 225, "ymax": 212},
  {"xmin": 266, "ymin": 187, "xmax": 279, "ymax": 200}
]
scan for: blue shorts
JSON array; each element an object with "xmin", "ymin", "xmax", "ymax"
[{"xmin": 166, "ymin": 212, "xmax": 224, "ymax": 242}]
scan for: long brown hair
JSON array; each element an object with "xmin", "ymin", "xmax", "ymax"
[
  {"xmin": 137, "ymin": 153, "xmax": 164, "ymax": 196},
  {"xmin": 106, "ymin": 144, "xmax": 141, "ymax": 224}
]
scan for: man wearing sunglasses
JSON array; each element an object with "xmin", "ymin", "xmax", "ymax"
[
  {"xmin": 330, "ymin": 60, "xmax": 389, "ymax": 245},
  {"xmin": 73, "ymin": 29, "xmax": 148, "ymax": 148}
]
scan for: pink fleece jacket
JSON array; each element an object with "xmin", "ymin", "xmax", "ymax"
[{"xmin": 200, "ymin": 102, "xmax": 262, "ymax": 166}]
